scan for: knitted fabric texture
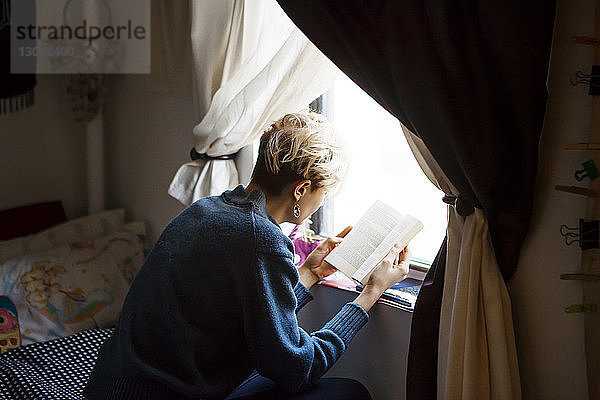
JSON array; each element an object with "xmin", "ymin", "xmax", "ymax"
[{"xmin": 84, "ymin": 185, "xmax": 368, "ymax": 400}]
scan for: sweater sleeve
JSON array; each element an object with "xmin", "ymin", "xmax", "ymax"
[
  {"xmin": 241, "ymin": 252, "xmax": 368, "ymax": 393},
  {"xmin": 293, "ymin": 281, "xmax": 313, "ymax": 312}
]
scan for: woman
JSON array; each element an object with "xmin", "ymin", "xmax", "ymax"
[{"xmin": 84, "ymin": 112, "xmax": 410, "ymax": 400}]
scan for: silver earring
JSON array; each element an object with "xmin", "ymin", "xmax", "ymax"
[{"xmin": 293, "ymin": 203, "xmax": 301, "ymax": 218}]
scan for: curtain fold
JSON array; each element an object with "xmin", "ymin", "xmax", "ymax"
[
  {"xmin": 442, "ymin": 208, "xmax": 520, "ymax": 399},
  {"xmin": 445, "ymin": 196, "xmax": 520, "ymax": 398},
  {"xmin": 275, "ymin": 1, "xmax": 555, "ymax": 398},
  {"xmin": 404, "ymin": 128, "xmax": 521, "ymax": 399},
  {"xmin": 168, "ymin": 0, "xmax": 340, "ymax": 205}
]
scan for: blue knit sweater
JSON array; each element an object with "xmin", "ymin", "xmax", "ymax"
[{"xmin": 84, "ymin": 185, "xmax": 368, "ymax": 400}]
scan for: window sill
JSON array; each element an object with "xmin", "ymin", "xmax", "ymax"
[
  {"xmin": 407, "ymin": 261, "xmax": 430, "ymax": 281},
  {"xmin": 315, "ymin": 281, "xmax": 415, "ymax": 313},
  {"xmin": 317, "ymin": 268, "xmax": 423, "ymax": 313}
]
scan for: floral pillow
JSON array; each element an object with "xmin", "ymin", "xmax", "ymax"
[
  {"xmin": 0, "ymin": 229, "xmax": 144, "ymax": 346},
  {"xmin": 0, "ymin": 209, "xmax": 126, "ymax": 263}
]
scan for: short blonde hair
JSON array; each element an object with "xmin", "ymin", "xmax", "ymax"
[{"xmin": 252, "ymin": 111, "xmax": 345, "ymax": 195}]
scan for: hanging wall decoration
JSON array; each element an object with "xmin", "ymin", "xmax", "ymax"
[
  {"xmin": 0, "ymin": 0, "xmax": 36, "ymax": 114},
  {"xmin": 561, "ymin": 32, "xmax": 600, "ymax": 399},
  {"xmin": 66, "ymin": 73, "xmax": 105, "ymax": 123}
]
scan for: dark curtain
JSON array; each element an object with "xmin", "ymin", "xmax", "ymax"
[
  {"xmin": 276, "ymin": 1, "xmax": 555, "ymax": 398},
  {"xmin": 407, "ymin": 237, "xmax": 446, "ymax": 399}
]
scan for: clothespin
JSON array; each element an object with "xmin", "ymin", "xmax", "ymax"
[
  {"xmin": 570, "ymin": 66, "xmax": 600, "ymax": 95},
  {"xmin": 571, "ymin": 36, "xmax": 600, "ymax": 46},
  {"xmin": 560, "ymin": 219, "xmax": 600, "ymax": 249},
  {"xmin": 574, "ymin": 159, "xmax": 600, "ymax": 181},
  {"xmin": 565, "ymin": 304, "xmax": 597, "ymax": 313}
]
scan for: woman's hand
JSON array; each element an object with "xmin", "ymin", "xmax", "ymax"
[
  {"xmin": 353, "ymin": 244, "xmax": 410, "ymax": 313},
  {"xmin": 297, "ymin": 226, "xmax": 352, "ymax": 289},
  {"xmin": 366, "ymin": 243, "xmax": 410, "ymax": 293}
]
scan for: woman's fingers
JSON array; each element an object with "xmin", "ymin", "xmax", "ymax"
[
  {"xmin": 321, "ymin": 260, "xmax": 338, "ymax": 272},
  {"xmin": 389, "ymin": 244, "xmax": 410, "ymax": 267},
  {"xmin": 367, "ymin": 244, "xmax": 409, "ymax": 291},
  {"xmin": 384, "ymin": 243, "xmax": 402, "ymax": 265},
  {"xmin": 336, "ymin": 225, "xmax": 352, "ymax": 238},
  {"xmin": 313, "ymin": 236, "xmax": 342, "ymax": 256},
  {"xmin": 398, "ymin": 246, "xmax": 411, "ymax": 264},
  {"xmin": 314, "ymin": 226, "xmax": 351, "ymax": 255},
  {"xmin": 325, "ymin": 236, "xmax": 343, "ymax": 247}
]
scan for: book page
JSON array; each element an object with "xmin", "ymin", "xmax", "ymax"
[
  {"xmin": 353, "ymin": 215, "xmax": 423, "ymax": 283},
  {"xmin": 324, "ymin": 200, "xmax": 404, "ymax": 279}
]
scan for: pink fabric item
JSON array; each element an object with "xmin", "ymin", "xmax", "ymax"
[{"xmin": 288, "ymin": 225, "xmax": 321, "ymax": 266}]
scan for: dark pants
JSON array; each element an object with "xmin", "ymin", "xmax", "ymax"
[{"xmin": 225, "ymin": 372, "xmax": 372, "ymax": 400}]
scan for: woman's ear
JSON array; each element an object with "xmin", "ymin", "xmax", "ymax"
[{"xmin": 294, "ymin": 180, "xmax": 312, "ymax": 201}]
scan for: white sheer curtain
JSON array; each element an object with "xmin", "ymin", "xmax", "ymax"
[
  {"xmin": 168, "ymin": 0, "xmax": 340, "ymax": 205},
  {"xmin": 402, "ymin": 127, "xmax": 521, "ymax": 400}
]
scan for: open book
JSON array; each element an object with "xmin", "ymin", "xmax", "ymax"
[{"xmin": 324, "ymin": 200, "xmax": 424, "ymax": 285}]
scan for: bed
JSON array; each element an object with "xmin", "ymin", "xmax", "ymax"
[
  {"xmin": 0, "ymin": 203, "xmax": 322, "ymax": 399},
  {"xmin": 0, "ymin": 202, "xmax": 147, "ymax": 399}
]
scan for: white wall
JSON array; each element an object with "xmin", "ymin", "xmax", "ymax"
[
  {"xmin": 0, "ymin": 72, "xmax": 200, "ymax": 239},
  {"xmin": 103, "ymin": 75, "xmax": 255, "ymax": 243},
  {"xmin": 0, "ymin": 75, "xmax": 86, "ymax": 219},
  {"xmin": 510, "ymin": 1, "xmax": 593, "ymax": 399},
  {"xmin": 102, "ymin": 75, "xmax": 193, "ymax": 242}
]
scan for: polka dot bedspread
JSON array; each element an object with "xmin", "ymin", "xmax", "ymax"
[{"xmin": 0, "ymin": 328, "xmax": 113, "ymax": 400}]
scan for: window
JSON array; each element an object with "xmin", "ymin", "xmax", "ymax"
[
  {"xmin": 321, "ymin": 74, "xmax": 447, "ymax": 266},
  {"xmin": 250, "ymin": 73, "xmax": 447, "ymax": 267}
]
